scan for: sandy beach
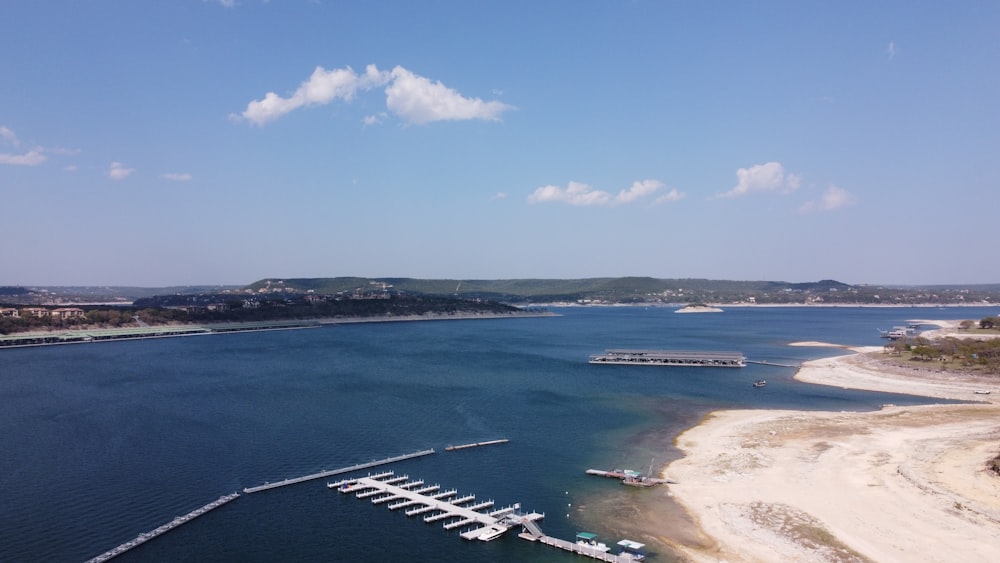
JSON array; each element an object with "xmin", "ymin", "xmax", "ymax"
[{"xmin": 663, "ymin": 321, "xmax": 1000, "ymax": 562}]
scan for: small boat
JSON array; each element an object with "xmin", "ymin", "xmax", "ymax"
[
  {"xmin": 974, "ymin": 390, "xmax": 991, "ymax": 395},
  {"xmin": 576, "ymin": 532, "xmax": 610, "ymax": 552},
  {"xmin": 476, "ymin": 525, "xmax": 507, "ymax": 542},
  {"xmin": 617, "ymin": 539, "xmax": 647, "ymax": 561},
  {"xmin": 753, "ymin": 380, "xmax": 767, "ymax": 388}
]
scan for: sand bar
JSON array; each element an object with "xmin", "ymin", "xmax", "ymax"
[{"xmin": 664, "ymin": 322, "xmax": 1000, "ymax": 563}]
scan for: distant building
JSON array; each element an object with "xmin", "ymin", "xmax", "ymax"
[
  {"xmin": 21, "ymin": 307, "xmax": 49, "ymax": 318},
  {"xmin": 1, "ymin": 308, "xmax": 19, "ymax": 318},
  {"xmin": 51, "ymin": 307, "xmax": 85, "ymax": 319}
]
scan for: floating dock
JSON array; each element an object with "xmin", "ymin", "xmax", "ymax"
[
  {"xmin": 586, "ymin": 468, "xmax": 673, "ymax": 487},
  {"xmin": 243, "ymin": 449, "xmax": 434, "ymax": 493},
  {"xmin": 333, "ymin": 471, "xmax": 542, "ymax": 542},
  {"xmin": 445, "ymin": 438, "xmax": 509, "ymax": 451},
  {"xmin": 589, "ymin": 349, "xmax": 746, "ymax": 368},
  {"xmin": 334, "ymin": 471, "xmax": 642, "ymax": 561},
  {"xmin": 83, "ymin": 493, "xmax": 240, "ymax": 563}
]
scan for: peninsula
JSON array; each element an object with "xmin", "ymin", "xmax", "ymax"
[{"xmin": 661, "ymin": 321, "xmax": 1000, "ymax": 562}]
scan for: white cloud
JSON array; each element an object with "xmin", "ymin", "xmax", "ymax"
[
  {"xmin": 0, "ymin": 150, "xmax": 46, "ymax": 166},
  {"xmin": 108, "ymin": 162, "xmax": 135, "ymax": 180},
  {"xmin": 0, "ymin": 126, "xmax": 79, "ymax": 167},
  {"xmin": 0, "ymin": 126, "xmax": 46, "ymax": 165},
  {"xmin": 162, "ymin": 172, "xmax": 193, "ymax": 181},
  {"xmin": 1, "ymin": 126, "xmax": 20, "ymax": 147},
  {"xmin": 234, "ymin": 64, "xmax": 512, "ymax": 126},
  {"xmin": 800, "ymin": 184, "xmax": 856, "ymax": 213},
  {"xmin": 363, "ymin": 112, "xmax": 388, "ymax": 126},
  {"xmin": 490, "ymin": 192, "xmax": 508, "ymax": 201},
  {"xmin": 528, "ymin": 179, "xmax": 667, "ymax": 207},
  {"xmin": 718, "ymin": 161, "xmax": 800, "ymax": 198},
  {"xmin": 887, "ymin": 41, "xmax": 896, "ymax": 60},
  {"xmin": 235, "ymin": 64, "xmax": 390, "ymax": 126},
  {"xmin": 206, "ymin": 0, "xmax": 237, "ymax": 7},
  {"xmin": 385, "ymin": 66, "xmax": 513, "ymax": 125},
  {"xmin": 654, "ymin": 188, "xmax": 686, "ymax": 204}
]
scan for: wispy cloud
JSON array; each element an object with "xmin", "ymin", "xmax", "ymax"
[
  {"xmin": 0, "ymin": 126, "xmax": 80, "ymax": 167},
  {"xmin": 528, "ymin": 179, "xmax": 674, "ymax": 207},
  {"xmin": 1, "ymin": 126, "xmax": 20, "ymax": 147},
  {"xmin": 717, "ymin": 162, "xmax": 800, "ymax": 198},
  {"xmin": 108, "ymin": 161, "xmax": 135, "ymax": 180},
  {"xmin": 0, "ymin": 126, "xmax": 47, "ymax": 166},
  {"xmin": 206, "ymin": 0, "xmax": 237, "ymax": 8},
  {"xmin": 654, "ymin": 188, "xmax": 686, "ymax": 204},
  {"xmin": 234, "ymin": 64, "xmax": 513, "ymax": 126},
  {"xmin": 799, "ymin": 184, "xmax": 856, "ymax": 213},
  {"xmin": 490, "ymin": 192, "xmax": 508, "ymax": 201},
  {"xmin": 887, "ymin": 41, "xmax": 896, "ymax": 61},
  {"xmin": 162, "ymin": 172, "xmax": 193, "ymax": 181},
  {"xmin": 0, "ymin": 150, "xmax": 46, "ymax": 166}
]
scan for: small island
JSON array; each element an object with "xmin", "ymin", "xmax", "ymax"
[{"xmin": 675, "ymin": 303, "xmax": 724, "ymax": 313}]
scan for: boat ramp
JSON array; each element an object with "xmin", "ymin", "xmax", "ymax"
[{"xmin": 589, "ymin": 349, "xmax": 746, "ymax": 368}]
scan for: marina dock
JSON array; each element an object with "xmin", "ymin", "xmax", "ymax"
[
  {"xmin": 243, "ymin": 449, "xmax": 435, "ymax": 493},
  {"xmin": 335, "ymin": 471, "xmax": 643, "ymax": 561},
  {"xmin": 589, "ymin": 349, "xmax": 746, "ymax": 368},
  {"xmin": 586, "ymin": 468, "xmax": 673, "ymax": 487},
  {"xmin": 333, "ymin": 471, "xmax": 542, "ymax": 542},
  {"xmin": 83, "ymin": 493, "xmax": 240, "ymax": 563}
]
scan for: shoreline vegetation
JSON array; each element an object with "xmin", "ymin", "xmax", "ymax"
[{"xmin": 659, "ymin": 320, "xmax": 1000, "ymax": 562}]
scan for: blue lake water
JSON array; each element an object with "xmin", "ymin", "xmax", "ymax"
[{"xmin": 2, "ymin": 306, "xmax": 996, "ymax": 562}]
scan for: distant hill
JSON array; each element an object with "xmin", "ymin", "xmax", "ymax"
[
  {"xmin": 5, "ymin": 278, "xmax": 999, "ymax": 306},
  {"xmin": 242, "ymin": 277, "xmax": 1000, "ymax": 306}
]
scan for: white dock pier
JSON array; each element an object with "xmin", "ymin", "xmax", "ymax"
[
  {"xmin": 336, "ymin": 475, "xmax": 538, "ymax": 542},
  {"xmin": 334, "ymin": 472, "xmax": 639, "ymax": 561},
  {"xmin": 83, "ymin": 493, "xmax": 240, "ymax": 563},
  {"xmin": 243, "ymin": 449, "xmax": 434, "ymax": 493}
]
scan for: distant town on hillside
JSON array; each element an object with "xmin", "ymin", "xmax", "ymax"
[{"xmin": 3, "ymin": 277, "xmax": 999, "ymax": 307}]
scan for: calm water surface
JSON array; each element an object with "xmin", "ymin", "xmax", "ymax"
[{"xmin": 2, "ymin": 306, "xmax": 995, "ymax": 562}]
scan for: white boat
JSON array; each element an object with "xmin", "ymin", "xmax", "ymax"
[
  {"xmin": 753, "ymin": 379, "xmax": 767, "ymax": 388},
  {"xmin": 617, "ymin": 539, "xmax": 647, "ymax": 561},
  {"xmin": 576, "ymin": 531, "xmax": 610, "ymax": 552},
  {"xmin": 476, "ymin": 525, "xmax": 507, "ymax": 541}
]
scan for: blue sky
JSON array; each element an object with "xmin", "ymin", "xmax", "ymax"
[{"xmin": 2, "ymin": 1, "xmax": 998, "ymax": 286}]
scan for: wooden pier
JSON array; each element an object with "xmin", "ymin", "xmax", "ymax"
[
  {"xmin": 83, "ymin": 493, "xmax": 240, "ymax": 563},
  {"xmin": 243, "ymin": 449, "xmax": 434, "ymax": 493}
]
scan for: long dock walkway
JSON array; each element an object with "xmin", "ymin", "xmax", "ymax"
[
  {"xmin": 83, "ymin": 493, "xmax": 240, "ymax": 563},
  {"xmin": 243, "ymin": 449, "xmax": 434, "ymax": 493}
]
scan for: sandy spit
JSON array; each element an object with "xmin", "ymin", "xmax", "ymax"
[{"xmin": 662, "ymin": 323, "xmax": 1000, "ymax": 563}]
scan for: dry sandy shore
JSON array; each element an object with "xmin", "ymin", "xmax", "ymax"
[{"xmin": 663, "ymin": 321, "xmax": 1000, "ymax": 563}]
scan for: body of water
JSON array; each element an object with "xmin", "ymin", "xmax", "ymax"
[{"xmin": 2, "ymin": 306, "xmax": 996, "ymax": 562}]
